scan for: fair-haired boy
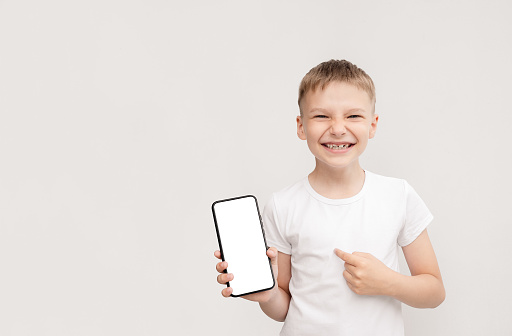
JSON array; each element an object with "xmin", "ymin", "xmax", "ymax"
[{"xmin": 214, "ymin": 59, "xmax": 445, "ymax": 335}]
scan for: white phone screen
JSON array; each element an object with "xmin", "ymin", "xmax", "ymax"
[{"xmin": 212, "ymin": 195, "xmax": 275, "ymax": 297}]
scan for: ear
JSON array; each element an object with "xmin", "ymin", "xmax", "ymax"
[
  {"xmin": 297, "ymin": 115, "xmax": 307, "ymax": 140},
  {"xmin": 369, "ymin": 114, "xmax": 379, "ymax": 139}
]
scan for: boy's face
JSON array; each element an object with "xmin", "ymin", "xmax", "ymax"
[{"xmin": 297, "ymin": 81, "xmax": 378, "ymax": 171}]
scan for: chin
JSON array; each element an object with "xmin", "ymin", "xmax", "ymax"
[{"xmin": 317, "ymin": 159, "xmax": 358, "ymax": 170}]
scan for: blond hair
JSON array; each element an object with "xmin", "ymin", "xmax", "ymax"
[{"xmin": 298, "ymin": 59, "xmax": 376, "ymax": 114}]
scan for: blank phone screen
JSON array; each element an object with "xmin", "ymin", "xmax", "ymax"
[{"xmin": 212, "ymin": 195, "xmax": 275, "ymax": 297}]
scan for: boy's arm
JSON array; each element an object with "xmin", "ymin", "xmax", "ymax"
[
  {"xmin": 394, "ymin": 229, "xmax": 445, "ymax": 308},
  {"xmin": 334, "ymin": 229, "xmax": 445, "ymax": 308},
  {"xmin": 258, "ymin": 251, "xmax": 291, "ymax": 322}
]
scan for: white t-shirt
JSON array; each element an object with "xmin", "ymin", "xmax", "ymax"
[{"xmin": 262, "ymin": 171, "xmax": 433, "ymax": 336}]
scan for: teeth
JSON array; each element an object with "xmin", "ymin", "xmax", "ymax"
[{"xmin": 327, "ymin": 144, "xmax": 350, "ymax": 149}]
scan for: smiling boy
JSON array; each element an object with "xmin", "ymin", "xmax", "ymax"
[{"xmin": 214, "ymin": 59, "xmax": 445, "ymax": 335}]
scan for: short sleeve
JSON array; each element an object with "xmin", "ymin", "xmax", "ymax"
[
  {"xmin": 397, "ymin": 181, "xmax": 434, "ymax": 247},
  {"xmin": 262, "ymin": 194, "xmax": 292, "ymax": 255}
]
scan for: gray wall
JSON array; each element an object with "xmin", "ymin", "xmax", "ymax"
[{"xmin": 1, "ymin": 0, "xmax": 511, "ymax": 335}]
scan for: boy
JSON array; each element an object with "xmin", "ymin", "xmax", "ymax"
[{"xmin": 214, "ymin": 60, "xmax": 445, "ymax": 335}]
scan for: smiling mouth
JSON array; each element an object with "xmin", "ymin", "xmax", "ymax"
[{"xmin": 324, "ymin": 143, "xmax": 354, "ymax": 150}]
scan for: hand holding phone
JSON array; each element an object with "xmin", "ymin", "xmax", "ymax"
[
  {"xmin": 212, "ymin": 195, "xmax": 275, "ymax": 297},
  {"xmin": 214, "ymin": 247, "xmax": 279, "ymax": 302}
]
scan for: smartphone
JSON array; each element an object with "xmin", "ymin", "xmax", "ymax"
[{"xmin": 212, "ymin": 195, "xmax": 275, "ymax": 297}]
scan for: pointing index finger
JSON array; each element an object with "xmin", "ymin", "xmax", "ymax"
[{"xmin": 334, "ymin": 248, "xmax": 358, "ymax": 266}]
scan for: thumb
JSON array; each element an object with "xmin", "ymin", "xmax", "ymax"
[{"xmin": 267, "ymin": 247, "xmax": 278, "ymax": 266}]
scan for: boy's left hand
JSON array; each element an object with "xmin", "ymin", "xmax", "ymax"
[{"xmin": 334, "ymin": 248, "xmax": 398, "ymax": 296}]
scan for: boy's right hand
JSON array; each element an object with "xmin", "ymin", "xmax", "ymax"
[{"xmin": 214, "ymin": 247, "xmax": 279, "ymax": 303}]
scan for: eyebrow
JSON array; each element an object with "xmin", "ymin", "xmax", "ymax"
[
  {"xmin": 345, "ymin": 108, "xmax": 368, "ymax": 114},
  {"xmin": 308, "ymin": 108, "xmax": 329, "ymax": 114},
  {"xmin": 308, "ymin": 107, "xmax": 368, "ymax": 114}
]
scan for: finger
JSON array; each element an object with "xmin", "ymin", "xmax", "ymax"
[
  {"xmin": 214, "ymin": 250, "xmax": 222, "ymax": 259},
  {"xmin": 343, "ymin": 269, "xmax": 354, "ymax": 285},
  {"xmin": 216, "ymin": 261, "xmax": 228, "ymax": 273},
  {"xmin": 344, "ymin": 277, "xmax": 357, "ymax": 294},
  {"xmin": 344, "ymin": 262, "xmax": 357, "ymax": 276},
  {"xmin": 334, "ymin": 248, "xmax": 358, "ymax": 266},
  {"xmin": 352, "ymin": 251, "xmax": 371, "ymax": 259},
  {"xmin": 217, "ymin": 272, "xmax": 234, "ymax": 285},
  {"xmin": 221, "ymin": 287, "xmax": 233, "ymax": 297},
  {"xmin": 267, "ymin": 247, "xmax": 278, "ymax": 266}
]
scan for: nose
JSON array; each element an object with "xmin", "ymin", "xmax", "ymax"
[{"xmin": 330, "ymin": 118, "xmax": 346, "ymax": 136}]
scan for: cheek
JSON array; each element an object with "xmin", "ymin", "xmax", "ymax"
[
  {"xmin": 306, "ymin": 123, "xmax": 326, "ymax": 137},
  {"xmin": 306, "ymin": 130, "xmax": 323, "ymax": 144},
  {"xmin": 355, "ymin": 125, "xmax": 373, "ymax": 139}
]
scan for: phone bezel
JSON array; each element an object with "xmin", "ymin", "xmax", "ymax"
[{"xmin": 212, "ymin": 195, "xmax": 276, "ymax": 297}]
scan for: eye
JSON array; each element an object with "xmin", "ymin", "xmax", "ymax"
[
  {"xmin": 314, "ymin": 115, "xmax": 328, "ymax": 119},
  {"xmin": 347, "ymin": 115, "xmax": 362, "ymax": 119}
]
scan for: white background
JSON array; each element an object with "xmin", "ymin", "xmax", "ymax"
[{"xmin": 1, "ymin": 0, "xmax": 511, "ymax": 335}]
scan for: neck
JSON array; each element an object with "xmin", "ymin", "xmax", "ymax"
[{"xmin": 308, "ymin": 161, "xmax": 365, "ymax": 199}]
